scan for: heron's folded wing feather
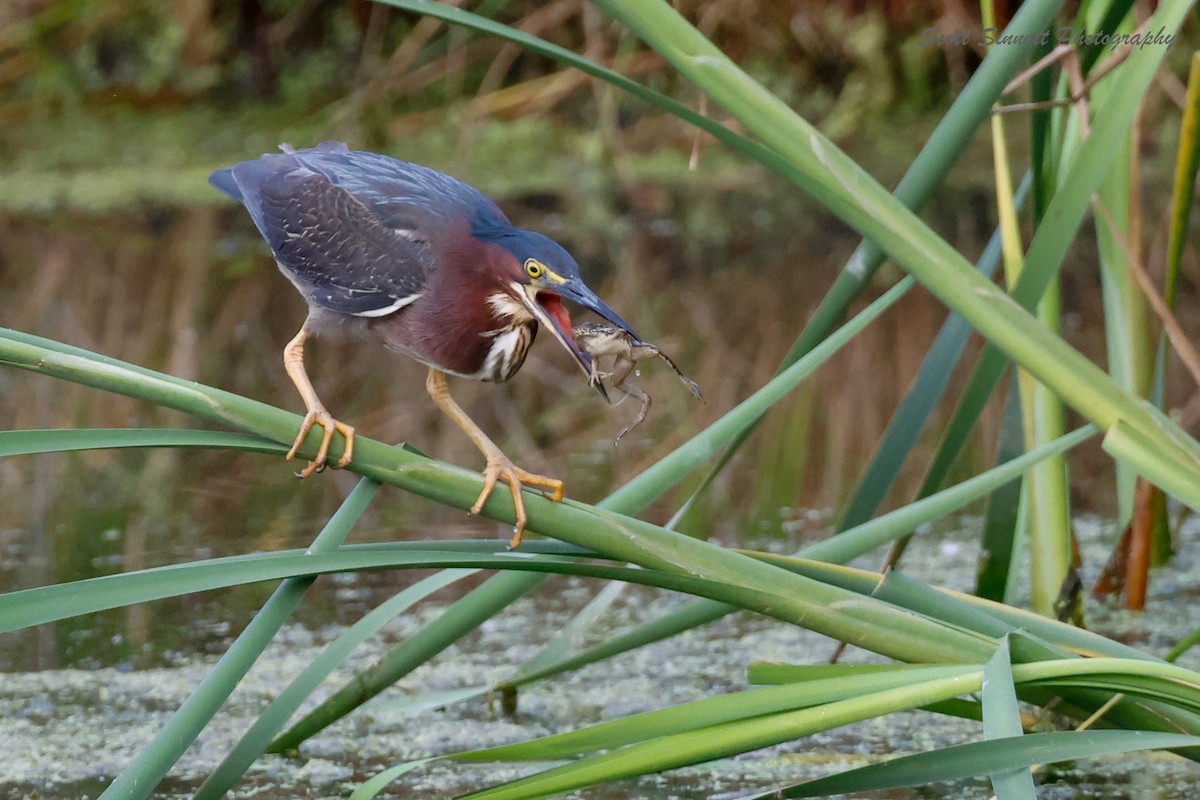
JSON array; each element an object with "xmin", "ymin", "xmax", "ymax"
[
  {"xmin": 256, "ymin": 170, "xmax": 431, "ymax": 317},
  {"xmin": 290, "ymin": 146, "xmax": 510, "ymax": 234}
]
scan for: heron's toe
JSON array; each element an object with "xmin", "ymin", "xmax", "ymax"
[
  {"xmin": 287, "ymin": 408, "xmax": 354, "ymax": 478},
  {"xmin": 471, "ymin": 457, "xmax": 565, "ymax": 549}
]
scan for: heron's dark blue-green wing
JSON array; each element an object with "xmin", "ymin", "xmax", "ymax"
[
  {"xmin": 215, "ymin": 147, "xmax": 434, "ymax": 317},
  {"xmin": 289, "ymin": 141, "xmax": 510, "ymax": 234},
  {"xmin": 262, "ymin": 171, "xmax": 433, "ymax": 316}
]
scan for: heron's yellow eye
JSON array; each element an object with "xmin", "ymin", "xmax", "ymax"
[{"xmin": 525, "ymin": 259, "xmax": 545, "ymax": 280}]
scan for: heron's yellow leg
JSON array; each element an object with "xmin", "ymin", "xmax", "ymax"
[
  {"xmin": 283, "ymin": 328, "xmax": 355, "ymax": 477},
  {"xmin": 425, "ymin": 368, "xmax": 563, "ymax": 548}
]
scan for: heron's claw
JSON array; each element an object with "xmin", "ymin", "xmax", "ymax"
[
  {"xmin": 286, "ymin": 407, "xmax": 356, "ymax": 478},
  {"xmin": 471, "ymin": 457, "xmax": 564, "ymax": 548}
]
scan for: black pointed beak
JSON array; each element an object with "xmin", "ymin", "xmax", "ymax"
[
  {"xmin": 517, "ymin": 278, "xmax": 639, "ymax": 402},
  {"xmin": 557, "ymin": 281, "xmax": 642, "ymax": 345},
  {"xmin": 556, "ymin": 280, "xmax": 643, "ymax": 400}
]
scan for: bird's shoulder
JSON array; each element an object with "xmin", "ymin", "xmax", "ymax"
[
  {"xmin": 290, "ymin": 142, "xmax": 510, "ymax": 234},
  {"xmin": 242, "ymin": 147, "xmax": 442, "ymax": 317},
  {"xmin": 217, "ymin": 143, "xmax": 518, "ymax": 318}
]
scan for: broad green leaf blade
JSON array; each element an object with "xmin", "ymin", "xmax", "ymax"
[
  {"xmin": 747, "ymin": 663, "xmax": 932, "ymax": 684},
  {"xmin": 1022, "ymin": 675, "xmax": 1200, "ymax": 714},
  {"xmin": 803, "ymin": 425, "xmax": 1096, "ymax": 564},
  {"xmin": 753, "ymin": 731, "xmax": 1200, "ymax": 798},
  {"xmin": 840, "ymin": 174, "xmax": 1028, "ymax": 531},
  {"xmin": 749, "ymin": 662, "xmax": 985, "ymax": 721},
  {"xmin": 279, "ymin": 274, "xmax": 918, "ymax": 744},
  {"xmin": 943, "ymin": 588, "xmax": 1160, "ymax": 661},
  {"xmin": 1167, "ymin": 626, "xmax": 1200, "ymax": 663},
  {"xmin": 822, "ymin": 569, "xmax": 1200, "ymax": 740},
  {"xmin": 982, "ymin": 637, "xmax": 1036, "ymax": 800},
  {"xmin": 1096, "ymin": 126, "xmax": 1147, "ymax": 527},
  {"xmin": 3, "ymin": 324, "xmax": 1009, "ymax": 679},
  {"xmin": 975, "ymin": 381, "xmax": 1027, "ymax": 601},
  {"xmin": 1165, "ymin": 53, "xmax": 1200, "ymax": 312},
  {"xmin": 1078, "ymin": 2, "xmax": 1137, "ymax": 73},
  {"xmin": 503, "ymin": 424, "xmax": 1095, "ymax": 691},
  {"xmin": 1009, "ymin": 653, "xmax": 1200, "ymax": 744},
  {"xmin": 602, "ymin": 276, "xmax": 913, "ymax": 513},
  {"xmin": 265, "ymin": 567, "xmax": 543, "ymax": 753},
  {"xmin": 349, "ymin": 759, "xmax": 434, "ymax": 800},
  {"xmin": 748, "ymin": 652, "xmax": 1200, "ymax": 743},
  {"xmin": 1104, "ymin": 420, "xmax": 1200, "ymax": 510},
  {"xmin": 989, "ymin": 20, "xmax": 1074, "ymax": 618},
  {"xmin": 0, "ymin": 428, "xmax": 284, "ymax": 456},
  {"xmin": 385, "ymin": 0, "xmax": 1064, "ymax": 543},
  {"xmin": 743, "ymin": 565, "xmax": 1200, "ymax": 735},
  {"xmin": 505, "ymin": 580, "xmax": 627, "ymax": 686},
  {"xmin": 910, "ymin": 2, "xmax": 1199, "ymax": 518},
  {"xmin": 195, "ymin": 569, "xmax": 480, "ymax": 799},
  {"xmin": 0, "ymin": 545, "xmax": 764, "ymax": 634},
  {"xmin": 376, "ymin": 0, "xmax": 788, "ymax": 178},
  {"xmin": 456, "ymin": 666, "xmax": 976, "ymax": 763},
  {"xmin": 1021, "ymin": 306, "xmax": 1074, "ymax": 617},
  {"xmin": 1028, "ymin": 17, "xmax": 1056, "ymax": 218},
  {"xmin": 588, "ymin": 0, "xmax": 1200, "ymax": 502},
  {"xmin": 446, "ymin": 671, "xmax": 986, "ymax": 800},
  {"xmin": 683, "ymin": 0, "xmax": 1066, "ymax": 521},
  {"xmin": 99, "ymin": 477, "xmax": 382, "ymax": 800}
]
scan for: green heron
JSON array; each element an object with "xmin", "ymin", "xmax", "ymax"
[{"xmin": 211, "ymin": 141, "xmax": 642, "ymax": 547}]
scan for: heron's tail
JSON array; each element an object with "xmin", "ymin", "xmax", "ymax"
[{"xmin": 208, "ymin": 168, "xmax": 242, "ymax": 201}]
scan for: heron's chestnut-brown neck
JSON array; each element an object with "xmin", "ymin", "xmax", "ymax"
[{"xmin": 371, "ymin": 233, "xmax": 538, "ymax": 381}]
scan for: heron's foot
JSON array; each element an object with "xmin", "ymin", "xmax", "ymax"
[
  {"xmin": 286, "ymin": 407, "xmax": 356, "ymax": 478},
  {"xmin": 471, "ymin": 456, "xmax": 564, "ymax": 549}
]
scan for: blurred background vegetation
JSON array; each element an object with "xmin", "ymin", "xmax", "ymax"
[{"xmin": 1, "ymin": 0, "xmax": 1196, "ymax": 668}]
